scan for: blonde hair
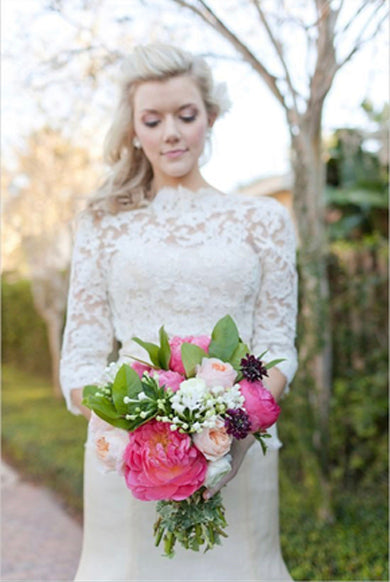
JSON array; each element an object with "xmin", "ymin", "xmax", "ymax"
[{"xmin": 89, "ymin": 43, "xmax": 231, "ymax": 214}]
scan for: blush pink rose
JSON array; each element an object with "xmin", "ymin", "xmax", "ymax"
[
  {"xmin": 239, "ymin": 379, "xmax": 281, "ymax": 432},
  {"xmin": 131, "ymin": 362, "xmax": 151, "ymax": 378},
  {"xmin": 169, "ymin": 335, "xmax": 211, "ymax": 375},
  {"xmin": 156, "ymin": 370, "xmax": 184, "ymax": 393},
  {"xmin": 89, "ymin": 412, "xmax": 128, "ymax": 474},
  {"xmin": 123, "ymin": 420, "xmax": 207, "ymax": 501},
  {"xmin": 196, "ymin": 357, "xmax": 237, "ymax": 389},
  {"xmin": 193, "ymin": 418, "xmax": 233, "ymax": 461}
]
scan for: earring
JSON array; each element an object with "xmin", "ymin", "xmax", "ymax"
[{"xmin": 133, "ymin": 137, "xmax": 141, "ymax": 149}]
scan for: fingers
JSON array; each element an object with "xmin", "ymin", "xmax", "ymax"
[{"xmin": 203, "ymin": 469, "xmax": 236, "ymax": 500}]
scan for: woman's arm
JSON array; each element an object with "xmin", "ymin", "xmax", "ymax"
[
  {"xmin": 204, "ymin": 200, "xmax": 298, "ymax": 499},
  {"xmin": 60, "ymin": 212, "xmax": 115, "ymax": 417}
]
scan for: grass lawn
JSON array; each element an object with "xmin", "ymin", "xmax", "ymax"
[
  {"xmin": 2, "ymin": 364, "xmax": 388, "ymax": 579},
  {"xmin": 2, "ymin": 364, "xmax": 87, "ymax": 518}
]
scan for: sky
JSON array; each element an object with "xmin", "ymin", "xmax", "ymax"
[{"xmin": 1, "ymin": 0, "xmax": 388, "ymax": 193}]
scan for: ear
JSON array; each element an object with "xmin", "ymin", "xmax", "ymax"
[{"xmin": 208, "ymin": 112, "xmax": 217, "ymax": 128}]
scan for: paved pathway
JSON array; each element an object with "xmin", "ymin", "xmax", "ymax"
[{"xmin": 1, "ymin": 460, "xmax": 82, "ymax": 581}]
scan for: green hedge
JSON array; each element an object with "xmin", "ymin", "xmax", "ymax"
[{"xmin": 1, "ymin": 276, "xmax": 51, "ymax": 377}]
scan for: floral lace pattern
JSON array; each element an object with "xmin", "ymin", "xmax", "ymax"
[{"xmin": 60, "ymin": 185, "xmax": 298, "ymax": 449}]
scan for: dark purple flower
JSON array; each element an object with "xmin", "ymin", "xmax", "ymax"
[
  {"xmin": 224, "ymin": 408, "xmax": 251, "ymax": 440},
  {"xmin": 240, "ymin": 353, "xmax": 269, "ymax": 382}
]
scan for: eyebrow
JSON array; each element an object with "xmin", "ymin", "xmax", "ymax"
[{"xmin": 141, "ymin": 103, "xmax": 198, "ymax": 114}]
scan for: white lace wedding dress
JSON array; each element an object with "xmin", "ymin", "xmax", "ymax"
[{"xmin": 60, "ymin": 185, "xmax": 298, "ymax": 581}]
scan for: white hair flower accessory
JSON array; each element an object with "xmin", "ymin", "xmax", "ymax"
[{"xmin": 213, "ymin": 82, "xmax": 232, "ymax": 117}]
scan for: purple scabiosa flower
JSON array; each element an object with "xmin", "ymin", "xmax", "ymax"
[
  {"xmin": 240, "ymin": 353, "xmax": 268, "ymax": 382},
  {"xmin": 224, "ymin": 408, "xmax": 251, "ymax": 440}
]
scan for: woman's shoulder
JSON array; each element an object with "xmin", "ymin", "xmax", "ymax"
[{"xmin": 226, "ymin": 191, "xmax": 290, "ymax": 221}]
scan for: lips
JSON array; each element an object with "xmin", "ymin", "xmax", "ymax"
[{"xmin": 162, "ymin": 149, "xmax": 188, "ymax": 159}]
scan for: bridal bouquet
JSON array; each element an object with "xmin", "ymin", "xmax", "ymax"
[{"xmin": 82, "ymin": 315, "xmax": 283, "ymax": 557}]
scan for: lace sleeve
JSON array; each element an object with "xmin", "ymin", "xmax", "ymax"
[
  {"xmin": 60, "ymin": 212, "xmax": 114, "ymax": 414},
  {"xmin": 249, "ymin": 199, "xmax": 298, "ymax": 390}
]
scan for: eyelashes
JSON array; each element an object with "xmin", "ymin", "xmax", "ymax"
[{"xmin": 143, "ymin": 114, "xmax": 197, "ymax": 128}]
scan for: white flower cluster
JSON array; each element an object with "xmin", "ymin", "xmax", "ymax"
[
  {"xmin": 167, "ymin": 378, "xmax": 244, "ymax": 433},
  {"xmin": 97, "ymin": 361, "xmax": 121, "ymax": 386}
]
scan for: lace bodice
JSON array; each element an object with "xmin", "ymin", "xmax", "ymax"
[{"xmin": 60, "ymin": 185, "xmax": 298, "ymax": 446}]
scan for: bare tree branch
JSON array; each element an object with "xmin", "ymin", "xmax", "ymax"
[
  {"xmin": 251, "ymin": 0, "xmax": 301, "ymax": 120},
  {"xmin": 337, "ymin": 0, "xmax": 368, "ymax": 36},
  {"xmin": 308, "ymin": 0, "xmax": 339, "ymax": 109},
  {"xmin": 170, "ymin": 0, "xmax": 288, "ymax": 111},
  {"xmin": 336, "ymin": 9, "xmax": 388, "ymax": 72}
]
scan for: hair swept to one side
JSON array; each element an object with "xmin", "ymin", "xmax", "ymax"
[{"xmin": 88, "ymin": 43, "xmax": 231, "ymax": 215}]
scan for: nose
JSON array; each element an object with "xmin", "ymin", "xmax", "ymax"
[{"xmin": 162, "ymin": 115, "xmax": 181, "ymax": 143}]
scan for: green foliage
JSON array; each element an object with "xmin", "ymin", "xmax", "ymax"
[
  {"xmin": 132, "ymin": 326, "xmax": 171, "ymax": 369},
  {"xmin": 82, "ymin": 364, "xmax": 169, "ymax": 431},
  {"xmin": 1, "ymin": 276, "xmax": 51, "ymax": 377},
  {"xmin": 181, "ymin": 343, "xmax": 208, "ymax": 377},
  {"xmin": 1, "ymin": 365, "xmax": 86, "ymax": 516},
  {"xmin": 154, "ymin": 489, "xmax": 227, "ymax": 558},
  {"xmin": 327, "ymin": 237, "xmax": 388, "ymax": 486},
  {"xmin": 280, "ymin": 470, "xmax": 388, "ymax": 580}
]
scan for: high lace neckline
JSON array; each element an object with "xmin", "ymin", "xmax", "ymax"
[{"xmin": 151, "ymin": 184, "xmax": 225, "ymax": 211}]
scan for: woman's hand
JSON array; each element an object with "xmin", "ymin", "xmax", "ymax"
[
  {"xmin": 71, "ymin": 388, "xmax": 92, "ymax": 420},
  {"xmin": 203, "ymin": 434, "xmax": 255, "ymax": 500},
  {"xmin": 202, "ymin": 366, "xmax": 287, "ymax": 500}
]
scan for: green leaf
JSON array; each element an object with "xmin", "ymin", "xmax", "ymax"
[
  {"xmin": 265, "ymin": 358, "xmax": 286, "ymax": 370},
  {"xmin": 92, "ymin": 409, "xmax": 131, "ymax": 430},
  {"xmin": 132, "ymin": 337, "xmax": 160, "ymax": 367},
  {"xmin": 82, "ymin": 384, "xmax": 100, "ymax": 398},
  {"xmin": 253, "ymin": 431, "xmax": 271, "ymax": 455},
  {"xmin": 208, "ymin": 315, "xmax": 239, "ymax": 361},
  {"xmin": 83, "ymin": 393, "xmax": 118, "ymax": 420},
  {"xmin": 181, "ymin": 343, "xmax": 208, "ymax": 377},
  {"xmin": 229, "ymin": 342, "xmax": 249, "ymax": 371},
  {"xmin": 112, "ymin": 364, "xmax": 142, "ymax": 414},
  {"xmin": 257, "ymin": 350, "xmax": 268, "ymax": 360},
  {"xmin": 158, "ymin": 326, "xmax": 171, "ymax": 370}
]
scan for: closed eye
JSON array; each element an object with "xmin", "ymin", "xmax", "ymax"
[{"xmin": 180, "ymin": 114, "xmax": 197, "ymax": 123}]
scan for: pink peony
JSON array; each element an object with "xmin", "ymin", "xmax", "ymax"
[
  {"xmin": 123, "ymin": 420, "xmax": 207, "ymax": 501},
  {"xmin": 193, "ymin": 418, "xmax": 233, "ymax": 461},
  {"xmin": 156, "ymin": 370, "xmax": 184, "ymax": 392},
  {"xmin": 239, "ymin": 379, "xmax": 281, "ymax": 432},
  {"xmin": 169, "ymin": 335, "xmax": 211, "ymax": 375},
  {"xmin": 196, "ymin": 357, "xmax": 237, "ymax": 389},
  {"xmin": 131, "ymin": 361, "xmax": 151, "ymax": 378}
]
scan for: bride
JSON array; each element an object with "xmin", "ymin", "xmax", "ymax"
[{"xmin": 60, "ymin": 42, "xmax": 298, "ymax": 581}]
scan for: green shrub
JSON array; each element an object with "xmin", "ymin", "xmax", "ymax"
[{"xmin": 1, "ymin": 276, "xmax": 51, "ymax": 377}]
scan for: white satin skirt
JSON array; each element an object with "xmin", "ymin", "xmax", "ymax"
[{"xmin": 74, "ymin": 433, "xmax": 292, "ymax": 582}]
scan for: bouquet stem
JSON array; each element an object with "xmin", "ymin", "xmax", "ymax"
[{"xmin": 154, "ymin": 489, "xmax": 228, "ymax": 558}]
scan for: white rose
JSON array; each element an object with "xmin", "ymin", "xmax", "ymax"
[{"xmin": 204, "ymin": 454, "xmax": 232, "ymax": 489}]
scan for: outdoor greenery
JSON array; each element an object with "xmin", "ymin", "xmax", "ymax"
[
  {"xmin": 2, "ymin": 277, "xmax": 52, "ymax": 378},
  {"xmin": 2, "ymin": 363, "xmax": 388, "ymax": 580}
]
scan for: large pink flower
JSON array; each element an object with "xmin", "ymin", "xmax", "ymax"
[
  {"xmin": 239, "ymin": 379, "xmax": 281, "ymax": 432},
  {"xmin": 123, "ymin": 420, "xmax": 207, "ymax": 501},
  {"xmin": 169, "ymin": 335, "xmax": 211, "ymax": 375},
  {"xmin": 156, "ymin": 370, "xmax": 184, "ymax": 393}
]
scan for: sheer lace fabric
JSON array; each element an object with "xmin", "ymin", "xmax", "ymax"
[
  {"xmin": 60, "ymin": 185, "xmax": 297, "ymax": 581},
  {"xmin": 61, "ymin": 186, "xmax": 297, "ymax": 415}
]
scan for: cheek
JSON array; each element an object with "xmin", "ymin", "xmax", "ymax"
[{"xmin": 186, "ymin": 121, "xmax": 208, "ymax": 148}]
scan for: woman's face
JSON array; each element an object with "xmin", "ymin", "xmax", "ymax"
[{"xmin": 132, "ymin": 75, "xmax": 212, "ymax": 190}]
